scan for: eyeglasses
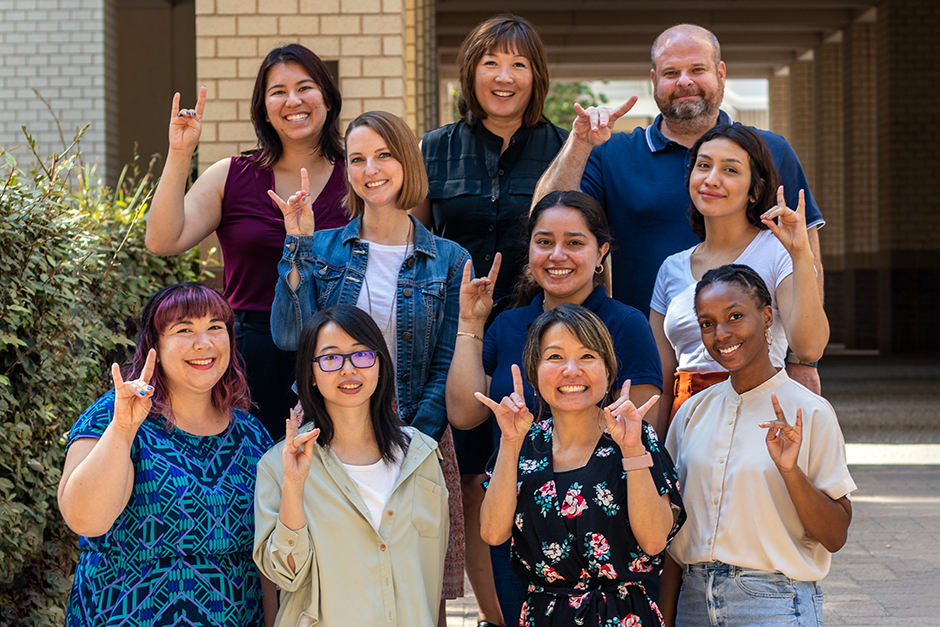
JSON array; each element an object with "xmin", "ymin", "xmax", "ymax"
[{"xmin": 312, "ymin": 350, "xmax": 377, "ymax": 372}]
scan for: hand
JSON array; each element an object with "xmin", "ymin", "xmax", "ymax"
[
  {"xmin": 458, "ymin": 253, "xmax": 500, "ymax": 324},
  {"xmin": 168, "ymin": 85, "xmax": 206, "ymax": 153},
  {"xmin": 571, "ymin": 97, "xmax": 638, "ymax": 147},
  {"xmin": 110, "ymin": 349, "xmax": 157, "ymax": 437},
  {"xmin": 603, "ymin": 379, "xmax": 659, "ymax": 452},
  {"xmin": 281, "ymin": 409, "xmax": 320, "ymax": 485},
  {"xmin": 760, "ymin": 393, "xmax": 803, "ymax": 472},
  {"xmin": 268, "ymin": 168, "xmax": 315, "ymax": 236},
  {"xmin": 474, "ymin": 364, "xmax": 533, "ymax": 444},
  {"xmin": 761, "ymin": 186, "xmax": 810, "ymax": 258}
]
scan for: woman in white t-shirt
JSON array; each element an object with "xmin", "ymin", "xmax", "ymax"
[
  {"xmin": 254, "ymin": 304, "xmax": 449, "ymax": 626},
  {"xmin": 649, "ymin": 123, "xmax": 829, "ymax": 435}
]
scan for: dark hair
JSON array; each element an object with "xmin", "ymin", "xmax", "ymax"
[
  {"xmin": 343, "ymin": 111, "xmax": 428, "ymax": 218},
  {"xmin": 457, "ymin": 14, "xmax": 550, "ymax": 128},
  {"xmin": 694, "ymin": 264, "xmax": 773, "ymax": 313},
  {"xmin": 295, "ymin": 305, "xmax": 408, "ymax": 462},
  {"xmin": 522, "ymin": 304, "xmax": 619, "ymax": 404},
  {"xmin": 126, "ymin": 282, "xmax": 250, "ymax": 424},
  {"xmin": 686, "ymin": 123, "xmax": 781, "ymax": 240},
  {"xmin": 245, "ymin": 44, "xmax": 344, "ymax": 169},
  {"xmin": 512, "ymin": 190, "xmax": 614, "ymax": 307}
]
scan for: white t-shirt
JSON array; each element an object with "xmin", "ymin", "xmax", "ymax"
[
  {"xmin": 342, "ymin": 453, "xmax": 404, "ymax": 529},
  {"xmin": 650, "ymin": 229, "xmax": 792, "ymax": 372},
  {"xmin": 356, "ymin": 241, "xmax": 409, "ymax": 377}
]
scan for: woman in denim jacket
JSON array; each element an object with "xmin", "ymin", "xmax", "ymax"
[{"xmin": 270, "ymin": 111, "xmax": 470, "ymax": 621}]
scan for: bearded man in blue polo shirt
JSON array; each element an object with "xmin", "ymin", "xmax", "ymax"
[{"xmin": 534, "ymin": 22, "xmax": 824, "ymax": 392}]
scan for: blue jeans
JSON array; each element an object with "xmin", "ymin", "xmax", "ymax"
[{"xmin": 677, "ymin": 562, "xmax": 823, "ymax": 627}]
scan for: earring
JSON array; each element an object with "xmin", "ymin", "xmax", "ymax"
[
  {"xmin": 765, "ymin": 328, "xmax": 774, "ymax": 346},
  {"xmin": 594, "ymin": 264, "xmax": 604, "ymax": 274}
]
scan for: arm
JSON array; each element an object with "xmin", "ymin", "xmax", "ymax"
[
  {"xmin": 807, "ymin": 226, "xmax": 824, "ymax": 304},
  {"xmin": 445, "ymin": 256, "xmax": 500, "ymax": 430},
  {"xmin": 760, "ymin": 395, "xmax": 853, "ymax": 552},
  {"xmin": 659, "ymin": 553, "xmax": 683, "ymax": 627},
  {"xmin": 58, "ymin": 351, "xmax": 156, "ymax": 537},
  {"xmin": 604, "ymin": 383, "xmax": 674, "ymax": 555},
  {"xmin": 532, "ymin": 98, "xmax": 638, "ymax": 206},
  {"xmin": 477, "ymin": 365, "xmax": 534, "ymax": 545},
  {"xmin": 409, "ymin": 247, "xmax": 472, "ymax": 442},
  {"xmin": 762, "ymin": 187, "xmax": 830, "ymax": 362},
  {"xmin": 409, "ymin": 198, "xmax": 433, "ymax": 230},
  {"xmin": 650, "ymin": 311, "xmax": 678, "ymax": 439},
  {"xmin": 146, "ymin": 86, "xmax": 229, "ymax": 256},
  {"xmin": 260, "ymin": 575, "xmax": 278, "ymax": 627}
]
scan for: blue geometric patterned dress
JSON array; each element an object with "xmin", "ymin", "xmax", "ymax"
[{"xmin": 64, "ymin": 391, "xmax": 273, "ymax": 626}]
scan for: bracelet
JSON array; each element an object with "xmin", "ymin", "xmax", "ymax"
[
  {"xmin": 622, "ymin": 452, "xmax": 653, "ymax": 471},
  {"xmin": 456, "ymin": 331, "xmax": 483, "ymax": 342},
  {"xmin": 786, "ymin": 352, "xmax": 818, "ymax": 368}
]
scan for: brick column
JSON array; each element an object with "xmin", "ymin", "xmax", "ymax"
[
  {"xmin": 0, "ymin": 0, "xmax": 118, "ymax": 182},
  {"xmin": 194, "ymin": 0, "xmax": 434, "ymax": 174},
  {"xmin": 814, "ymin": 39, "xmax": 844, "ymax": 263},
  {"xmin": 787, "ymin": 58, "xmax": 816, "ymax": 192},
  {"xmin": 767, "ymin": 72, "xmax": 790, "ymax": 141}
]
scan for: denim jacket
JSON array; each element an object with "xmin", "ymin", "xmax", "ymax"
[{"xmin": 271, "ymin": 215, "xmax": 470, "ymax": 442}]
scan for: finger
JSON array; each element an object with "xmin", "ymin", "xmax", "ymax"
[
  {"xmin": 171, "ymin": 92, "xmax": 181, "ymax": 117},
  {"xmin": 509, "ymin": 392, "xmax": 527, "ymax": 410},
  {"xmin": 758, "ymin": 419, "xmax": 792, "ymax": 430},
  {"xmin": 777, "ymin": 185, "xmax": 786, "ymax": 209},
  {"xmin": 474, "ymin": 391, "xmax": 501, "ymax": 412},
  {"xmin": 267, "ymin": 189, "xmax": 289, "ymax": 212},
  {"xmin": 461, "ymin": 258, "xmax": 473, "ymax": 285},
  {"xmin": 597, "ymin": 107, "xmax": 610, "ymax": 128},
  {"xmin": 588, "ymin": 107, "xmax": 600, "ymax": 131},
  {"xmin": 140, "ymin": 348, "xmax": 157, "ymax": 383},
  {"xmin": 609, "ymin": 96, "xmax": 638, "ymax": 123},
  {"xmin": 797, "ymin": 189, "xmax": 806, "ymax": 218},
  {"xmin": 301, "ymin": 167, "xmax": 310, "ymax": 196},
  {"xmin": 770, "ymin": 393, "xmax": 788, "ymax": 423},
  {"xmin": 619, "ymin": 379, "xmax": 631, "ymax": 401},
  {"xmin": 574, "ymin": 102, "xmax": 588, "ymax": 119},
  {"xmin": 487, "ymin": 252, "xmax": 502, "ymax": 284},
  {"xmin": 511, "ymin": 364, "xmax": 525, "ymax": 398},
  {"xmin": 111, "ymin": 362, "xmax": 125, "ymax": 391},
  {"xmin": 302, "ymin": 428, "xmax": 320, "ymax": 455},
  {"xmin": 635, "ymin": 395, "xmax": 660, "ymax": 419},
  {"xmin": 194, "ymin": 85, "xmax": 207, "ymax": 118},
  {"xmin": 293, "ymin": 429, "xmax": 319, "ymax": 446}
]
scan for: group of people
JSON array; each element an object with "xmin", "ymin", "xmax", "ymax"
[{"xmin": 56, "ymin": 13, "xmax": 855, "ymax": 627}]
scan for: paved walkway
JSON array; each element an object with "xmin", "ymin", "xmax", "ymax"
[{"xmin": 445, "ymin": 356, "xmax": 940, "ymax": 627}]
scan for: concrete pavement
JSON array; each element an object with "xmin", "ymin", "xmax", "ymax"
[{"xmin": 445, "ymin": 356, "xmax": 940, "ymax": 627}]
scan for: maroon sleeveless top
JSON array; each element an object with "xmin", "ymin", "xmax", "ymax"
[{"xmin": 216, "ymin": 156, "xmax": 348, "ymax": 311}]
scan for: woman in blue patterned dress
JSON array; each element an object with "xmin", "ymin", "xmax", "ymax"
[
  {"xmin": 58, "ymin": 283, "xmax": 275, "ymax": 626},
  {"xmin": 478, "ymin": 304, "xmax": 685, "ymax": 626}
]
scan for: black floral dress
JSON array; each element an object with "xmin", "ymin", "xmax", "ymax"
[{"xmin": 487, "ymin": 418, "xmax": 685, "ymax": 627}]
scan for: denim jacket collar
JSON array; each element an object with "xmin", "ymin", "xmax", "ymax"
[{"xmin": 340, "ymin": 215, "xmax": 438, "ymax": 258}]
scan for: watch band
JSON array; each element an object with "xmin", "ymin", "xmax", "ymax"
[{"xmin": 622, "ymin": 452, "xmax": 653, "ymax": 471}]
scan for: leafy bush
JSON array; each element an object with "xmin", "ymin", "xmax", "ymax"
[{"xmin": 0, "ymin": 131, "xmax": 206, "ymax": 625}]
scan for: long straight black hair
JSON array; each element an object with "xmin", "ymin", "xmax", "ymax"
[{"xmin": 295, "ymin": 305, "xmax": 408, "ymax": 462}]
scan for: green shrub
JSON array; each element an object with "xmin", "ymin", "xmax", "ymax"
[{"xmin": 0, "ymin": 133, "xmax": 207, "ymax": 625}]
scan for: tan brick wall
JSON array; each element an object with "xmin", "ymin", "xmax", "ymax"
[
  {"xmin": 194, "ymin": 0, "xmax": 434, "ymax": 173},
  {"xmin": 768, "ymin": 74, "xmax": 790, "ymax": 140},
  {"xmin": 814, "ymin": 41, "xmax": 845, "ymax": 264},
  {"xmin": 787, "ymin": 60, "xmax": 816, "ymax": 194}
]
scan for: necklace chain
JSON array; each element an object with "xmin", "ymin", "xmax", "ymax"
[{"xmin": 363, "ymin": 219, "xmax": 414, "ymax": 338}]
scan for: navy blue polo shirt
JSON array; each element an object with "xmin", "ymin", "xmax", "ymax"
[
  {"xmin": 482, "ymin": 285, "xmax": 662, "ymax": 448},
  {"xmin": 580, "ymin": 110, "xmax": 824, "ymax": 313}
]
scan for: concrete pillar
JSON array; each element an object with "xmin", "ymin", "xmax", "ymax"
[{"xmin": 0, "ymin": 0, "xmax": 118, "ymax": 183}]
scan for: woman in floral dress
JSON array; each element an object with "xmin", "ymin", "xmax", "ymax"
[{"xmin": 478, "ymin": 304, "xmax": 685, "ymax": 626}]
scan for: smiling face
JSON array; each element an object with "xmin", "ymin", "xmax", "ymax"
[
  {"xmin": 536, "ymin": 322, "xmax": 611, "ymax": 416},
  {"xmin": 696, "ymin": 280, "xmax": 773, "ymax": 376},
  {"xmin": 311, "ymin": 322, "xmax": 380, "ymax": 415},
  {"xmin": 651, "ymin": 34, "xmax": 725, "ymax": 122},
  {"xmin": 156, "ymin": 314, "xmax": 231, "ymax": 400},
  {"xmin": 345, "ymin": 125, "xmax": 405, "ymax": 212},
  {"xmin": 473, "ymin": 47, "xmax": 533, "ymax": 128},
  {"xmin": 689, "ymin": 137, "xmax": 754, "ymax": 220},
  {"xmin": 264, "ymin": 61, "xmax": 329, "ymax": 146},
  {"xmin": 529, "ymin": 206, "xmax": 610, "ymax": 308}
]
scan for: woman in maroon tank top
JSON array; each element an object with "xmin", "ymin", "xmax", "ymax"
[{"xmin": 146, "ymin": 44, "xmax": 348, "ymax": 441}]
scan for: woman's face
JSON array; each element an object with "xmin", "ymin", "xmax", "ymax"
[
  {"xmin": 264, "ymin": 61, "xmax": 329, "ymax": 145},
  {"xmin": 688, "ymin": 137, "xmax": 754, "ymax": 220},
  {"xmin": 473, "ymin": 46, "xmax": 533, "ymax": 126},
  {"xmin": 695, "ymin": 281, "xmax": 773, "ymax": 373},
  {"xmin": 528, "ymin": 206, "xmax": 609, "ymax": 307},
  {"xmin": 311, "ymin": 322, "xmax": 380, "ymax": 414},
  {"xmin": 156, "ymin": 314, "xmax": 230, "ymax": 398},
  {"xmin": 346, "ymin": 125, "xmax": 404, "ymax": 212},
  {"xmin": 536, "ymin": 323, "xmax": 610, "ymax": 415}
]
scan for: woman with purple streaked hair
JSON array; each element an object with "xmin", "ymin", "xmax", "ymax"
[{"xmin": 58, "ymin": 282, "xmax": 276, "ymax": 627}]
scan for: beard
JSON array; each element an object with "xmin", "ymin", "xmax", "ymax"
[{"xmin": 655, "ymin": 84, "xmax": 723, "ymax": 121}]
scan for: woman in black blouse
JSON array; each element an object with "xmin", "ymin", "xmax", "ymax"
[{"xmin": 412, "ymin": 13, "xmax": 568, "ymax": 627}]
